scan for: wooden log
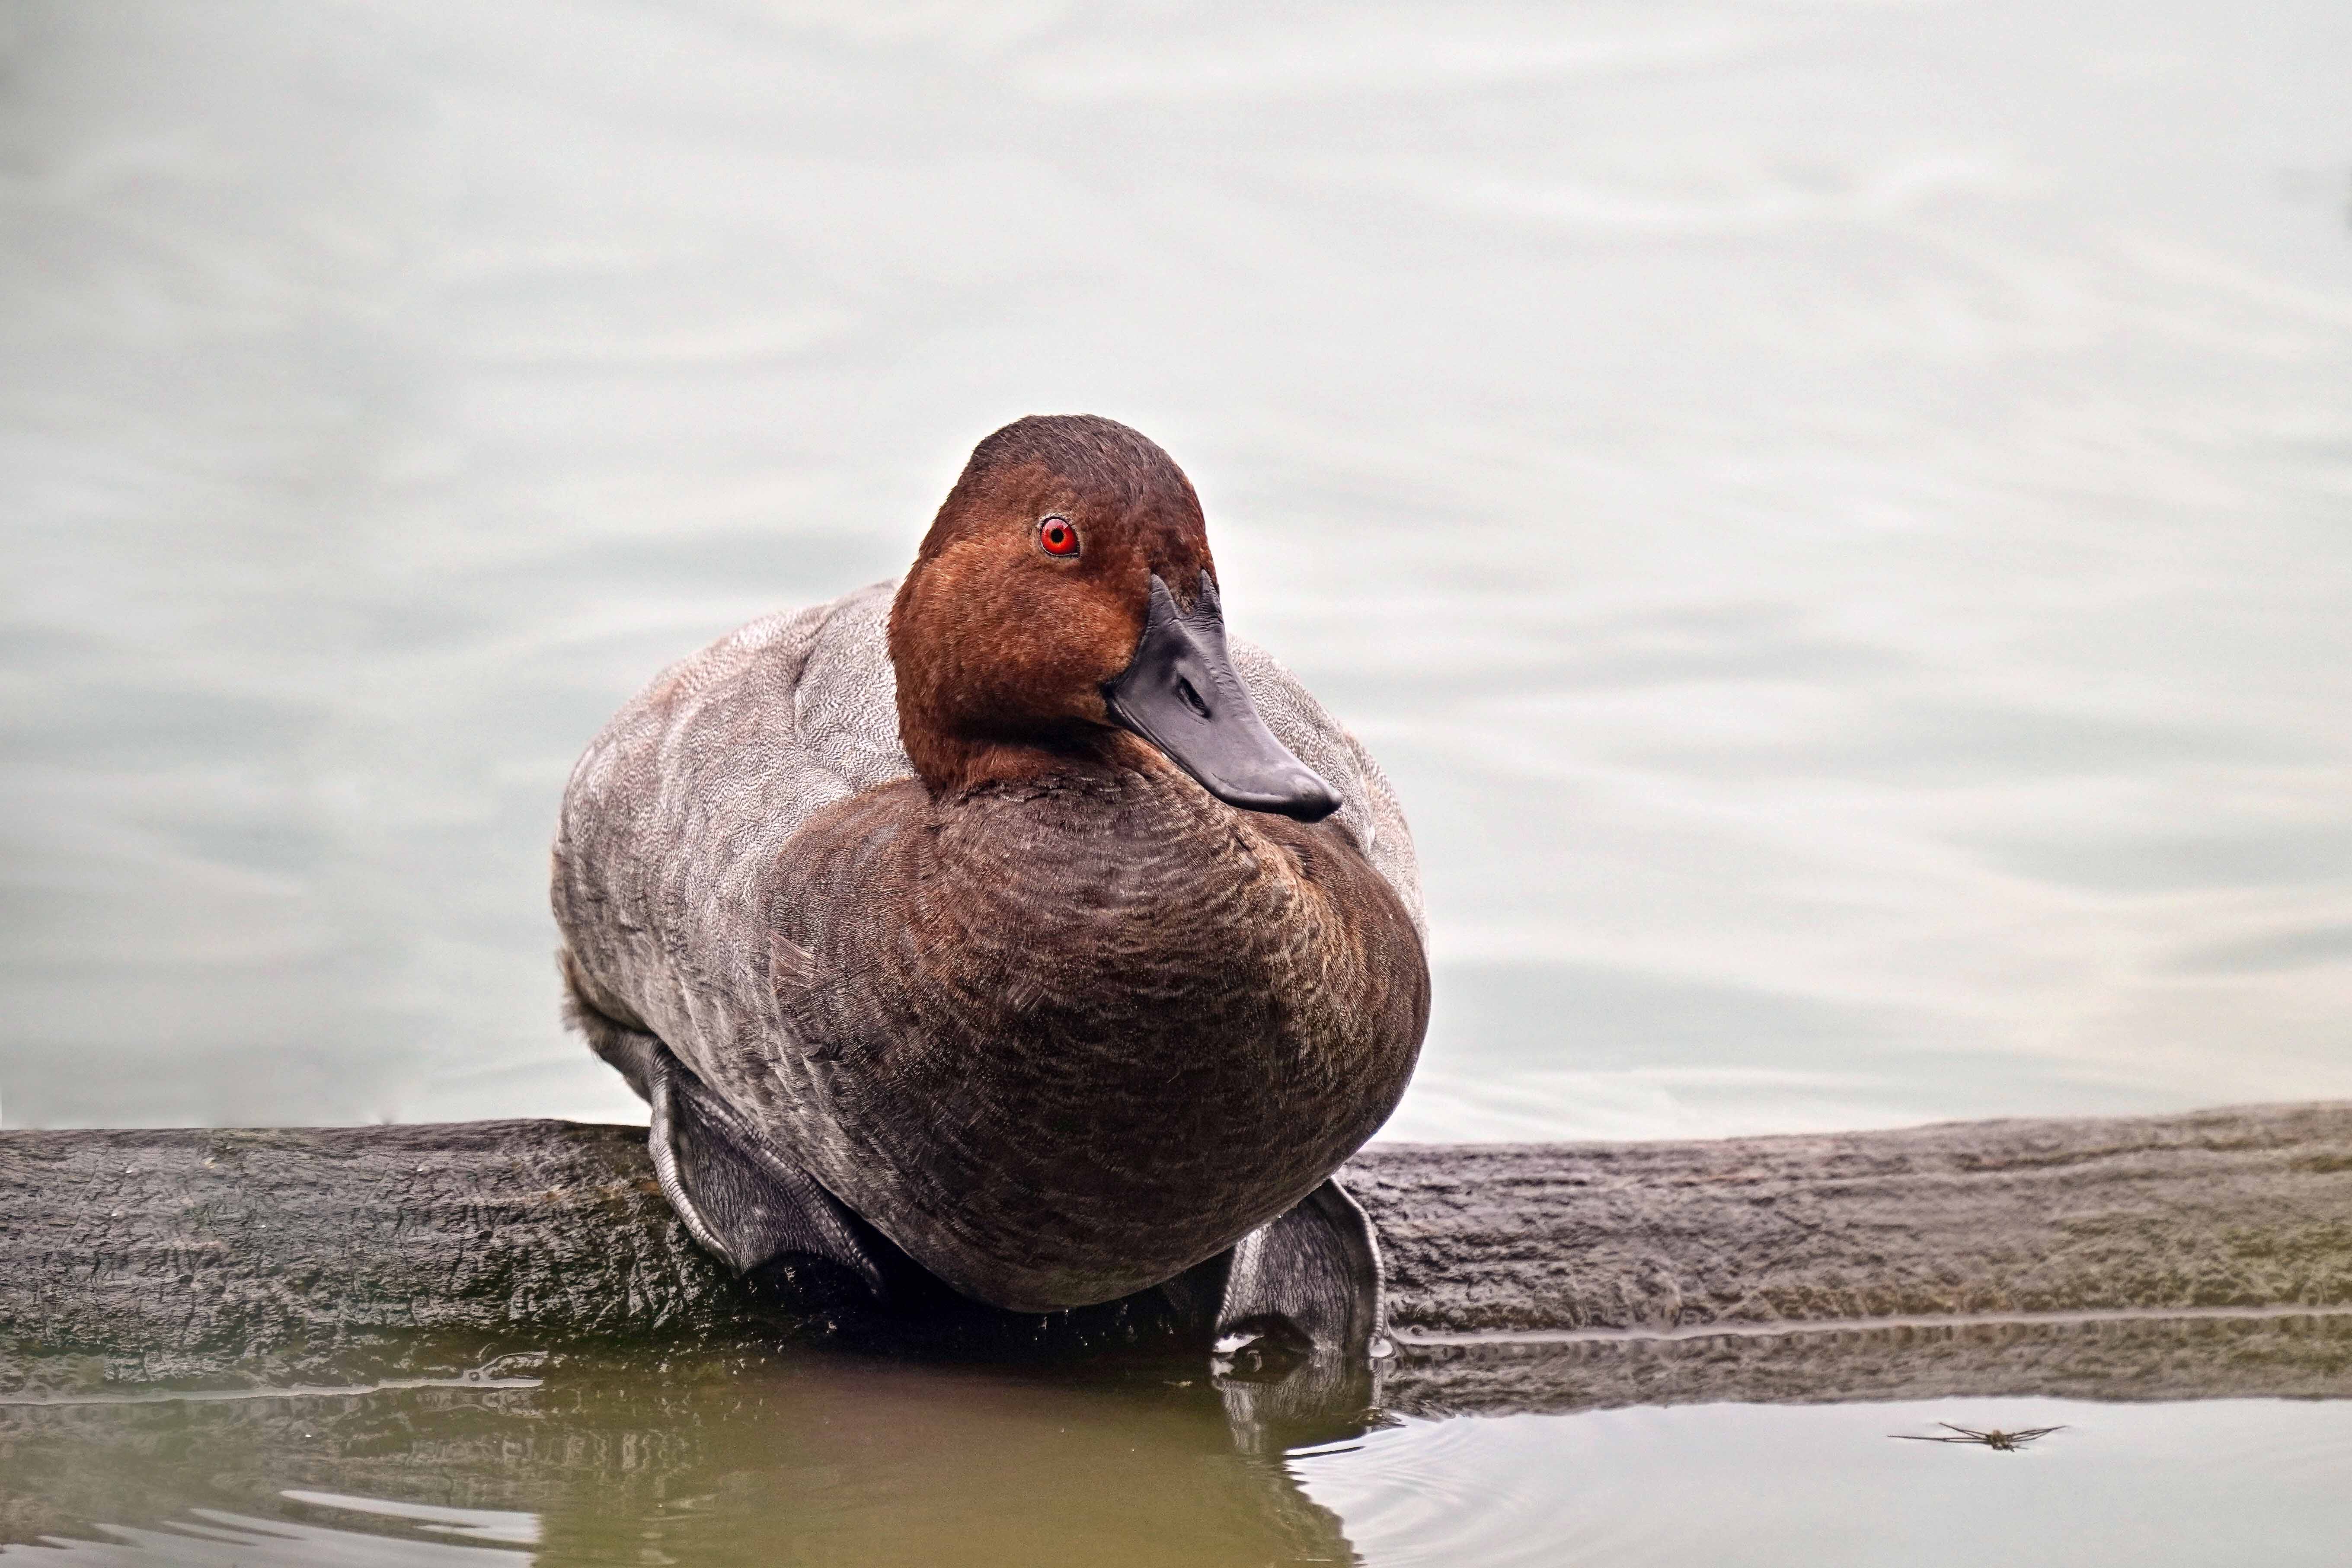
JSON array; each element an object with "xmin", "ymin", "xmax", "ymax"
[
  {"xmin": 1358, "ymin": 1099, "xmax": 2352, "ymax": 1332},
  {"xmin": 4, "ymin": 1103, "xmax": 2349, "ymax": 1410}
]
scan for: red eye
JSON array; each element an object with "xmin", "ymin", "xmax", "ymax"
[{"xmin": 1039, "ymin": 516, "xmax": 1080, "ymax": 557}]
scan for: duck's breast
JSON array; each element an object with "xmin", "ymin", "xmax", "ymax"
[
  {"xmin": 758, "ymin": 764, "xmax": 1428, "ymax": 1310},
  {"xmin": 551, "ymin": 576, "xmax": 1428, "ymax": 1303}
]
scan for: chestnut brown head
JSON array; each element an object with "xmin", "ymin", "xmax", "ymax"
[{"xmin": 888, "ymin": 415, "xmax": 1339, "ymax": 820}]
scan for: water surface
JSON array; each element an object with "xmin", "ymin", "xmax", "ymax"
[
  {"xmin": 4, "ymin": 1355, "xmax": 2349, "ymax": 1566},
  {"xmin": 7, "ymin": 9, "xmax": 2350, "ymax": 1559},
  {"xmin": 4, "ymin": 1, "xmax": 2351, "ymax": 1136}
]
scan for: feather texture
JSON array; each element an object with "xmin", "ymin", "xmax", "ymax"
[{"xmin": 553, "ymin": 579, "xmax": 1428, "ymax": 1309}]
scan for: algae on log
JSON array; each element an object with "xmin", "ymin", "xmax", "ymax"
[{"xmin": 3, "ymin": 1103, "xmax": 2350, "ymax": 1404}]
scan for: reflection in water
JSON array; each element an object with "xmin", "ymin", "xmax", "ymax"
[
  {"xmin": 13, "ymin": 1502, "xmax": 535, "ymax": 1567},
  {"xmin": 5, "ymin": 1357, "xmax": 2350, "ymax": 1568},
  {"xmin": 0, "ymin": 1354, "xmax": 1363, "ymax": 1568}
]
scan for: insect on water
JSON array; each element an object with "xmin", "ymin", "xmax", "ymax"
[{"xmin": 1890, "ymin": 1422, "xmax": 2068, "ymax": 1452}]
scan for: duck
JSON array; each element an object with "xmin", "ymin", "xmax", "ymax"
[{"xmin": 551, "ymin": 415, "xmax": 1429, "ymax": 1357}]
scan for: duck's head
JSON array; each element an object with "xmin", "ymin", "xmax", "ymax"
[{"xmin": 888, "ymin": 415, "xmax": 1341, "ymax": 822}]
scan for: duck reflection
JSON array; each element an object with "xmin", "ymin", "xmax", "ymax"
[
  {"xmin": 758, "ymin": 1245, "xmax": 1393, "ymax": 1459},
  {"xmin": 0, "ymin": 1346, "xmax": 1371, "ymax": 1568}
]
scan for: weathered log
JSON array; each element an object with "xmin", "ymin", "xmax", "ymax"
[
  {"xmin": 1359, "ymin": 1099, "xmax": 2352, "ymax": 1332},
  {"xmin": 4, "ymin": 1103, "xmax": 2349, "ymax": 1409}
]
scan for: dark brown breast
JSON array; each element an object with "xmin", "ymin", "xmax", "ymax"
[{"xmin": 710, "ymin": 758, "xmax": 1429, "ymax": 1312}]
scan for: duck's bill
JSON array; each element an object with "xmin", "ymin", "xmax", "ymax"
[{"xmin": 1102, "ymin": 572, "xmax": 1342, "ymax": 823}]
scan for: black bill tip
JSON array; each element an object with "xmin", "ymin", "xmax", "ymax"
[
  {"xmin": 1103, "ymin": 573, "xmax": 1344, "ymax": 823},
  {"xmin": 1217, "ymin": 766, "xmax": 1344, "ymax": 824}
]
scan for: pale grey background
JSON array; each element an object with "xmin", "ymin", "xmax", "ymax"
[{"xmin": 3, "ymin": 0, "xmax": 2348, "ymax": 1137}]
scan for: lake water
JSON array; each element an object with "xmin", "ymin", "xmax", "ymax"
[
  {"xmin": 2, "ymin": 0, "xmax": 2349, "ymax": 1138},
  {"xmin": 4, "ymin": 4, "xmax": 2349, "ymax": 1560},
  {"xmin": 6, "ymin": 1348, "xmax": 2352, "ymax": 1567}
]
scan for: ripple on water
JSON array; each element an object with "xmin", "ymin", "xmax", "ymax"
[
  {"xmin": 1, "ymin": 1497, "xmax": 538, "ymax": 1565},
  {"xmin": 1289, "ymin": 1399, "xmax": 2352, "ymax": 1568},
  {"xmin": 4, "ymin": 1363, "xmax": 2349, "ymax": 1568}
]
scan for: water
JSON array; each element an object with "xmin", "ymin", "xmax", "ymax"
[
  {"xmin": 5, "ymin": 1352, "xmax": 2351, "ymax": 1566},
  {"xmin": 3, "ymin": 0, "xmax": 2348, "ymax": 1137},
  {"xmin": 4, "ymin": 4, "xmax": 2349, "ymax": 1559}
]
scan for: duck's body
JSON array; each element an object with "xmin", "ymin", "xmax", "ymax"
[{"xmin": 553, "ymin": 416, "xmax": 1429, "ymax": 1335}]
